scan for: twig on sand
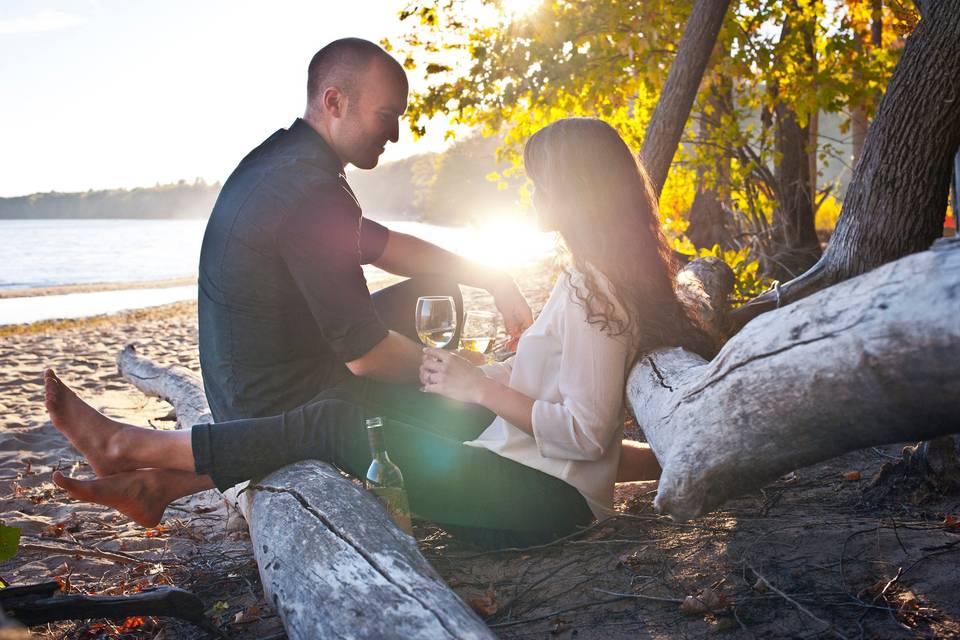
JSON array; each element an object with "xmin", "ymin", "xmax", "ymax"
[
  {"xmin": 747, "ymin": 562, "xmax": 849, "ymax": 640},
  {"xmin": 490, "ymin": 558, "xmax": 580, "ymax": 622},
  {"xmin": 18, "ymin": 541, "xmax": 141, "ymax": 566},
  {"xmin": 569, "ymin": 537, "xmax": 666, "ymax": 545},
  {"xmin": 592, "ymin": 587, "xmax": 684, "ymax": 604},
  {"xmin": 444, "ymin": 512, "xmax": 718, "ymax": 560},
  {"xmin": 730, "ymin": 605, "xmax": 755, "ymax": 636},
  {"xmin": 487, "ymin": 595, "xmax": 631, "ymax": 629},
  {"xmin": 876, "ymin": 567, "xmax": 904, "ymax": 603},
  {"xmin": 446, "ymin": 517, "xmax": 616, "ymax": 559}
]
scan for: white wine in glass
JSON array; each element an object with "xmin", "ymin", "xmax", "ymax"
[
  {"xmin": 460, "ymin": 310, "xmax": 497, "ymax": 354},
  {"xmin": 416, "ymin": 296, "xmax": 457, "ymax": 348}
]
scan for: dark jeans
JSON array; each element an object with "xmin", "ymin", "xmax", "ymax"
[{"xmin": 192, "ymin": 276, "xmax": 594, "ymax": 544}]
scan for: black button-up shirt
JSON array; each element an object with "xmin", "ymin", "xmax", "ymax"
[{"xmin": 198, "ymin": 119, "xmax": 390, "ymax": 421}]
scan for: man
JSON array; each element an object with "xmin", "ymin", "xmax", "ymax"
[{"xmin": 198, "ymin": 38, "xmax": 532, "ymax": 423}]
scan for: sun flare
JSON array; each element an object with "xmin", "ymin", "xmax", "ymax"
[
  {"xmin": 464, "ymin": 215, "xmax": 557, "ymax": 268},
  {"xmin": 502, "ymin": 0, "xmax": 543, "ymax": 18}
]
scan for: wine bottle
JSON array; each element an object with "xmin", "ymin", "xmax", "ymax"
[{"xmin": 364, "ymin": 417, "xmax": 413, "ymax": 534}]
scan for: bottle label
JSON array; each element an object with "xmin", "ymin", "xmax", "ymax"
[{"xmin": 370, "ymin": 486, "xmax": 413, "ymax": 535}]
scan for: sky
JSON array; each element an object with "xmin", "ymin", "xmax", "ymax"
[{"xmin": 0, "ymin": 0, "xmax": 459, "ymax": 197}]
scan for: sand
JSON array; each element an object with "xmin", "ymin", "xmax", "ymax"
[
  {"xmin": 0, "ymin": 265, "xmax": 554, "ymax": 639},
  {"xmin": 2, "ymin": 262, "xmax": 959, "ymax": 639}
]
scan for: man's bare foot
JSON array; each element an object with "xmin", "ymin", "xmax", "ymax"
[
  {"xmin": 44, "ymin": 369, "xmax": 134, "ymax": 477},
  {"xmin": 52, "ymin": 469, "xmax": 181, "ymax": 528}
]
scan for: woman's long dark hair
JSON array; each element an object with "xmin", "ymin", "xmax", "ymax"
[{"xmin": 523, "ymin": 117, "xmax": 715, "ymax": 361}]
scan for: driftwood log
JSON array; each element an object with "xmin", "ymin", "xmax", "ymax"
[
  {"xmin": 0, "ymin": 582, "xmax": 220, "ymax": 636},
  {"xmin": 628, "ymin": 236, "xmax": 960, "ymax": 521},
  {"xmin": 116, "ymin": 347, "xmax": 494, "ymax": 640}
]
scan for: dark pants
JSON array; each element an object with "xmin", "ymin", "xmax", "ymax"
[{"xmin": 192, "ymin": 276, "xmax": 594, "ymax": 544}]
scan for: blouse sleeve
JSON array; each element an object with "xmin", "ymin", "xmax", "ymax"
[
  {"xmin": 479, "ymin": 357, "xmax": 514, "ymax": 386},
  {"xmin": 530, "ymin": 283, "xmax": 629, "ymax": 461}
]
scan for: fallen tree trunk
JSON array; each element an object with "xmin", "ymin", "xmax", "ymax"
[
  {"xmin": 116, "ymin": 346, "xmax": 494, "ymax": 640},
  {"xmin": 628, "ymin": 236, "xmax": 960, "ymax": 522}
]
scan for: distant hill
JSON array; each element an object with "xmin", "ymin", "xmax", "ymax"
[
  {"xmin": 0, "ymin": 180, "xmax": 222, "ymax": 220},
  {"xmin": 350, "ymin": 134, "xmax": 525, "ymax": 225},
  {"xmin": 0, "ymin": 134, "xmax": 524, "ymax": 225}
]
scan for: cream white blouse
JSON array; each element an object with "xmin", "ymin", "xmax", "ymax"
[{"xmin": 463, "ymin": 268, "xmax": 631, "ymax": 519}]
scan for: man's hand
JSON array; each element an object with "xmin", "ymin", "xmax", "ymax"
[
  {"xmin": 490, "ymin": 278, "xmax": 533, "ymax": 338},
  {"xmin": 346, "ymin": 330, "xmax": 423, "ymax": 384},
  {"xmin": 372, "ymin": 230, "xmax": 533, "ymax": 337}
]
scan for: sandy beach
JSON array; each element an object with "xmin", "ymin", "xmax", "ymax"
[
  {"xmin": 0, "ymin": 265, "xmax": 554, "ymax": 639},
  {"xmin": 2, "ymin": 262, "xmax": 959, "ymax": 639},
  {"xmin": 0, "ymin": 296, "xmax": 274, "ymax": 638}
]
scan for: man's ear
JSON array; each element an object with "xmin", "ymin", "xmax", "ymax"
[{"xmin": 322, "ymin": 87, "xmax": 345, "ymax": 118}]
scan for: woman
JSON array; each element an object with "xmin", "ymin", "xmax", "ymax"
[{"xmin": 45, "ymin": 118, "xmax": 711, "ymax": 544}]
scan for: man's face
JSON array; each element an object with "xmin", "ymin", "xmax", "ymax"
[{"xmin": 333, "ymin": 59, "xmax": 408, "ymax": 170}]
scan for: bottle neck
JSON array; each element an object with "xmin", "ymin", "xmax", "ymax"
[{"xmin": 367, "ymin": 425, "xmax": 387, "ymax": 458}]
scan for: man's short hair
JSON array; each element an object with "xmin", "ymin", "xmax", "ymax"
[{"xmin": 306, "ymin": 38, "xmax": 405, "ymax": 104}]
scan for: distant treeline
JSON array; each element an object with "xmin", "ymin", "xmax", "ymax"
[
  {"xmin": 350, "ymin": 134, "xmax": 524, "ymax": 225},
  {"xmin": 1, "ymin": 135, "xmax": 523, "ymax": 226},
  {"xmin": 0, "ymin": 179, "xmax": 222, "ymax": 220}
]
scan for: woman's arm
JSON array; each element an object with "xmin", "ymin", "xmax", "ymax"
[
  {"xmin": 420, "ymin": 349, "xmax": 536, "ymax": 434},
  {"xmin": 422, "ymin": 265, "xmax": 630, "ymax": 461},
  {"xmin": 476, "ymin": 375, "xmax": 535, "ymax": 435},
  {"xmin": 421, "ymin": 302, "xmax": 629, "ymax": 462}
]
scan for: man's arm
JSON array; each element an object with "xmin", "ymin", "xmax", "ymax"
[
  {"xmin": 345, "ymin": 330, "xmax": 422, "ymax": 383},
  {"xmin": 372, "ymin": 230, "xmax": 533, "ymax": 336},
  {"xmin": 373, "ymin": 230, "xmax": 501, "ymax": 288}
]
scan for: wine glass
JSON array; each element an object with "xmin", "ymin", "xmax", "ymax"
[
  {"xmin": 415, "ymin": 296, "xmax": 457, "ymax": 348},
  {"xmin": 460, "ymin": 311, "xmax": 498, "ymax": 355}
]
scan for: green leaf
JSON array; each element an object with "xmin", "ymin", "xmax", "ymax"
[
  {"xmin": 204, "ymin": 600, "xmax": 229, "ymax": 617},
  {"xmin": 0, "ymin": 524, "xmax": 21, "ymax": 562}
]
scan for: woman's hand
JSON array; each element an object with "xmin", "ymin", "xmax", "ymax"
[{"xmin": 420, "ymin": 348, "xmax": 488, "ymax": 404}]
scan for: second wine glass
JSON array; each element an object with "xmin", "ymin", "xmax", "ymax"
[
  {"xmin": 415, "ymin": 296, "xmax": 457, "ymax": 348},
  {"xmin": 460, "ymin": 311, "xmax": 497, "ymax": 355}
]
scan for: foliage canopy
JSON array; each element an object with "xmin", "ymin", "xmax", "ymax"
[{"xmin": 388, "ymin": 0, "xmax": 919, "ymax": 289}]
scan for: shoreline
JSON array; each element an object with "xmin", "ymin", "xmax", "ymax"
[
  {"xmin": 0, "ymin": 277, "xmax": 198, "ymax": 299},
  {"xmin": 0, "ymin": 259, "xmax": 556, "ymax": 338},
  {"xmin": 0, "ymin": 300, "xmax": 199, "ymax": 338},
  {"xmin": 0, "ymin": 272, "xmax": 409, "ymax": 338}
]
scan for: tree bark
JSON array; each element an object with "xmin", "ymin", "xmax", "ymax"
[
  {"xmin": 686, "ymin": 189, "xmax": 735, "ymax": 251},
  {"xmin": 731, "ymin": 0, "xmax": 960, "ymax": 327},
  {"xmin": 640, "ymin": 0, "xmax": 732, "ymax": 197},
  {"xmin": 116, "ymin": 346, "xmax": 493, "ymax": 640},
  {"xmin": 675, "ymin": 256, "xmax": 735, "ymax": 343},
  {"xmin": 953, "ymin": 151, "xmax": 960, "ymax": 222},
  {"xmin": 851, "ymin": 0, "xmax": 883, "ymax": 166},
  {"xmin": 686, "ymin": 78, "xmax": 737, "ymax": 251},
  {"xmin": 765, "ymin": 9, "xmax": 822, "ymax": 279},
  {"xmin": 627, "ymin": 237, "xmax": 960, "ymax": 521},
  {"xmin": 805, "ymin": 2, "xmax": 820, "ymax": 201},
  {"xmin": 807, "ymin": 0, "xmax": 960, "ymax": 277},
  {"xmin": 771, "ymin": 100, "xmax": 821, "ymax": 277},
  {"xmin": 809, "ymin": 109, "xmax": 818, "ymax": 199}
]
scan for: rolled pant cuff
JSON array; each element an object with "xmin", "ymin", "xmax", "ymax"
[{"xmin": 191, "ymin": 423, "xmax": 235, "ymax": 491}]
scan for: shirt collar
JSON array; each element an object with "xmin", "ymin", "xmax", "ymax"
[{"xmin": 288, "ymin": 118, "xmax": 344, "ymax": 176}]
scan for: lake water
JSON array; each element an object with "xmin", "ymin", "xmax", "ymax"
[{"xmin": 1, "ymin": 218, "xmax": 555, "ymax": 325}]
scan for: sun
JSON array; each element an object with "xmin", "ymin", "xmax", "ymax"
[
  {"xmin": 465, "ymin": 215, "xmax": 557, "ymax": 269},
  {"xmin": 502, "ymin": 0, "xmax": 543, "ymax": 18}
]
